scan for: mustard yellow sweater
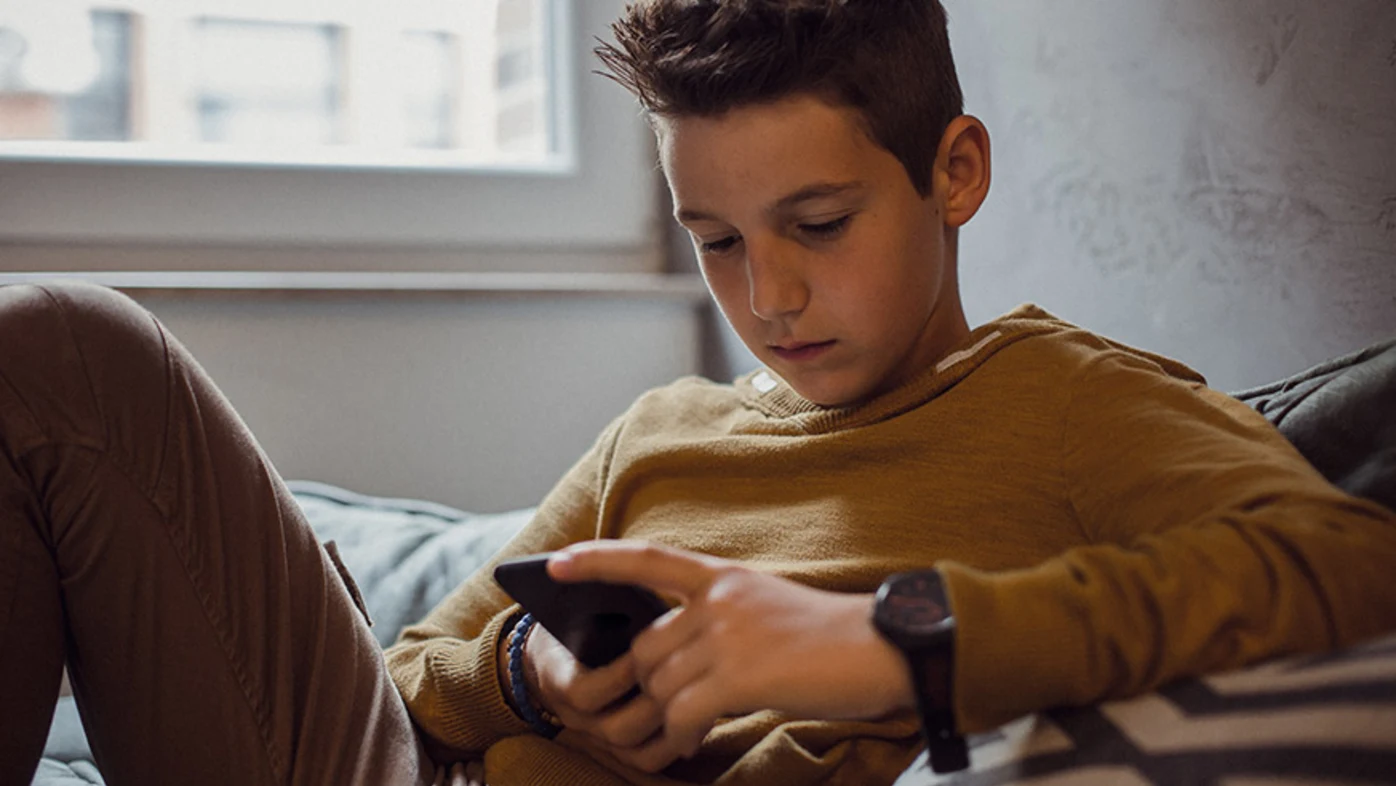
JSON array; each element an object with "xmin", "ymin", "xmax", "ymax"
[{"xmin": 385, "ymin": 305, "xmax": 1396, "ymax": 786}]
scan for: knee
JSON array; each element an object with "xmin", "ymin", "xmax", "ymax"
[
  {"xmin": 4, "ymin": 279, "xmax": 154, "ymax": 336},
  {"xmin": 1, "ymin": 279, "xmax": 160, "ymax": 345},
  {"xmin": 0, "ymin": 281, "xmax": 169, "ymax": 412}
]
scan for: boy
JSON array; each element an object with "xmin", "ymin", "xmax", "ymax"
[
  {"xmin": 0, "ymin": 3, "xmax": 1391, "ymax": 786},
  {"xmin": 384, "ymin": 1, "xmax": 1396, "ymax": 785}
]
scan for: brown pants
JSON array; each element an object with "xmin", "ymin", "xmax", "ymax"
[{"xmin": 0, "ymin": 282, "xmax": 440, "ymax": 786}]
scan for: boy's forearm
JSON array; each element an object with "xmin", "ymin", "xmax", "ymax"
[
  {"xmin": 953, "ymin": 346, "xmax": 1396, "ymax": 731},
  {"xmin": 940, "ymin": 494, "xmax": 1396, "ymax": 733}
]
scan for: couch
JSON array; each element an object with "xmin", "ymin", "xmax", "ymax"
[{"xmin": 34, "ymin": 339, "xmax": 1396, "ymax": 785}]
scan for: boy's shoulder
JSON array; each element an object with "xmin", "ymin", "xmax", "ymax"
[{"xmin": 985, "ymin": 305, "xmax": 1206, "ymax": 389}]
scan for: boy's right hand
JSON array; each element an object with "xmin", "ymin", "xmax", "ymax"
[{"xmin": 524, "ymin": 622, "xmax": 692, "ymax": 774}]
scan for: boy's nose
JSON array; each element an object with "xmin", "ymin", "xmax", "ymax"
[{"xmin": 746, "ymin": 245, "xmax": 810, "ymax": 321}]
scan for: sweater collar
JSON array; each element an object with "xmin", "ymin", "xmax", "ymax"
[{"xmin": 735, "ymin": 304, "xmax": 1071, "ymax": 433}]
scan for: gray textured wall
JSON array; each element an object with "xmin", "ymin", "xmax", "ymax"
[{"xmin": 948, "ymin": 0, "xmax": 1396, "ymax": 391}]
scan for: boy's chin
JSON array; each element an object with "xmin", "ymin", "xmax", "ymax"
[{"xmin": 762, "ymin": 354, "xmax": 889, "ymax": 407}]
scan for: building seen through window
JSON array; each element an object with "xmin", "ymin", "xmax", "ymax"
[{"xmin": 0, "ymin": 0, "xmax": 558, "ymax": 167}]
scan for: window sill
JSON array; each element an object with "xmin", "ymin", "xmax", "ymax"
[{"xmin": 0, "ymin": 270, "xmax": 710, "ymax": 301}]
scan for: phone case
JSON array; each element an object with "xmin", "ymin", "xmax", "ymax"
[{"xmin": 493, "ymin": 553, "xmax": 670, "ymax": 668}]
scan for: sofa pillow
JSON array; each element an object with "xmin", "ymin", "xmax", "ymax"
[
  {"xmin": 289, "ymin": 480, "xmax": 534, "ymax": 647},
  {"xmin": 1231, "ymin": 339, "xmax": 1396, "ymax": 512}
]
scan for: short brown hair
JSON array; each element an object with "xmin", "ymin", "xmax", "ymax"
[{"xmin": 596, "ymin": 0, "xmax": 964, "ymax": 196}]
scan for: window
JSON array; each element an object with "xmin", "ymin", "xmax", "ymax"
[
  {"xmin": 402, "ymin": 31, "xmax": 457, "ymax": 150},
  {"xmin": 0, "ymin": 9, "xmax": 133, "ymax": 142},
  {"xmin": 0, "ymin": 0, "xmax": 655, "ymax": 254},
  {"xmin": 194, "ymin": 19, "xmax": 345, "ymax": 147},
  {"xmin": 0, "ymin": 0, "xmax": 559, "ymax": 168}
]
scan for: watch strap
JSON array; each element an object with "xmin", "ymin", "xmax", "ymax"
[
  {"xmin": 874, "ymin": 569, "xmax": 970, "ymax": 774},
  {"xmin": 909, "ymin": 629, "xmax": 967, "ymax": 773}
]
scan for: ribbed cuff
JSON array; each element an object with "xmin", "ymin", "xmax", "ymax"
[{"xmin": 432, "ymin": 606, "xmax": 533, "ymax": 747}]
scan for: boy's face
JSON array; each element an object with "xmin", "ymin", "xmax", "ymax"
[{"xmin": 659, "ymin": 95, "xmax": 970, "ymax": 407}]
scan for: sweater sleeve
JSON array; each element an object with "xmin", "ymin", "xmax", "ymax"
[
  {"xmin": 940, "ymin": 348, "xmax": 1396, "ymax": 733},
  {"xmin": 383, "ymin": 415, "xmax": 626, "ymax": 756}
]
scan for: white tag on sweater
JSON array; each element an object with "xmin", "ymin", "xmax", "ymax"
[{"xmin": 753, "ymin": 371, "xmax": 778, "ymax": 394}]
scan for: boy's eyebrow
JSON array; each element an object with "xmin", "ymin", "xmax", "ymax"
[{"xmin": 675, "ymin": 180, "xmax": 867, "ymax": 223}]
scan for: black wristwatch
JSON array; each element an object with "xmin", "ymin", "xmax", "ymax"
[{"xmin": 872, "ymin": 569, "xmax": 969, "ymax": 774}]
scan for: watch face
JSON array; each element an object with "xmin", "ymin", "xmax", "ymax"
[{"xmin": 878, "ymin": 572, "xmax": 953, "ymax": 636}]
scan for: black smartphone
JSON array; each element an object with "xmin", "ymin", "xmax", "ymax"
[{"xmin": 493, "ymin": 553, "xmax": 670, "ymax": 669}]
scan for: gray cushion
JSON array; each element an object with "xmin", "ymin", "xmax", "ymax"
[
  {"xmin": 288, "ymin": 480, "xmax": 533, "ymax": 648},
  {"xmin": 1232, "ymin": 339, "xmax": 1396, "ymax": 512},
  {"xmin": 30, "ymin": 758, "xmax": 105, "ymax": 786}
]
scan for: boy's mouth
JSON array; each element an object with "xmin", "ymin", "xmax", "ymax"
[{"xmin": 770, "ymin": 340, "xmax": 836, "ymax": 362}]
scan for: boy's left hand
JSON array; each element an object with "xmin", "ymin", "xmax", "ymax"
[{"xmin": 548, "ymin": 541, "xmax": 916, "ymax": 758}]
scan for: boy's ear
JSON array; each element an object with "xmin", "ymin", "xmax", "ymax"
[{"xmin": 933, "ymin": 115, "xmax": 991, "ymax": 228}]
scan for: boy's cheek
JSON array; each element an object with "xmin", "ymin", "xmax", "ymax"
[{"xmin": 704, "ymin": 276, "xmax": 754, "ymax": 324}]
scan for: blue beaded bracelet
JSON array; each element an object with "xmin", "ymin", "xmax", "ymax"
[{"xmin": 507, "ymin": 613, "xmax": 563, "ymax": 738}]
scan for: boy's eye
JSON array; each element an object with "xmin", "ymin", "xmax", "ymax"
[
  {"xmin": 799, "ymin": 215, "xmax": 852, "ymax": 239},
  {"xmin": 699, "ymin": 235, "xmax": 740, "ymax": 254}
]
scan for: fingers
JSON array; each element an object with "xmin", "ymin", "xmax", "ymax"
[
  {"xmin": 547, "ymin": 674, "xmax": 671, "ymax": 771},
  {"xmin": 665, "ymin": 682, "xmax": 727, "ymax": 758},
  {"xmin": 549, "ymin": 541, "xmax": 720, "ymax": 599},
  {"xmin": 567, "ymin": 652, "xmax": 641, "ymax": 714},
  {"xmin": 603, "ymin": 683, "xmax": 720, "ymax": 771},
  {"xmin": 587, "ymin": 690, "xmax": 667, "ymax": 749},
  {"xmin": 640, "ymin": 632, "xmax": 712, "ymax": 705},
  {"xmin": 529, "ymin": 625, "xmax": 637, "ymax": 717},
  {"xmin": 605, "ymin": 728, "xmax": 688, "ymax": 774},
  {"xmin": 587, "ymin": 663, "xmax": 721, "ymax": 772},
  {"xmin": 524, "ymin": 591, "xmax": 705, "ymax": 772},
  {"xmin": 630, "ymin": 604, "xmax": 700, "ymax": 679},
  {"xmin": 532, "ymin": 543, "xmax": 752, "ymax": 771}
]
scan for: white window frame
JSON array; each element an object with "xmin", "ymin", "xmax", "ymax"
[{"xmin": 0, "ymin": 0, "xmax": 658, "ymax": 252}]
